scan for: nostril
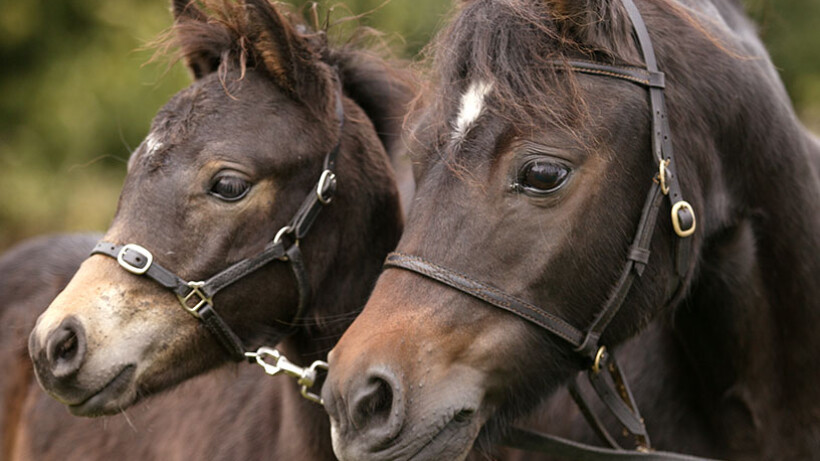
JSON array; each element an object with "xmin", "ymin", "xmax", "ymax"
[
  {"xmin": 55, "ymin": 331, "xmax": 78, "ymax": 363},
  {"xmin": 45, "ymin": 317, "xmax": 87, "ymax": 378},
  {"xmin": 351, "ymin": 377, "xmax": 393, "ymax": 429}
]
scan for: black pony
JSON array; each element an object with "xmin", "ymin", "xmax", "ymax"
[{"xmin": 324, "ymin": 0, "xmax": 820, "ymax": 460}]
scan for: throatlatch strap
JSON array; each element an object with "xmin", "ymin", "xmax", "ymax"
[{"xmin": 569, "ymin": 378, "xmax": 622, "ymax": 449}]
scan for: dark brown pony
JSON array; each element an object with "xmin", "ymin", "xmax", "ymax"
[
  {"xmin": 323, "ymin": 0, "xmax": 820, "ymax": 460},
  {"xmin": 16, "ymin": 0, "xmax": 411, "ymax": 459}
]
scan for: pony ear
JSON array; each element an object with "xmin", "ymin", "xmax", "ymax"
[
  {"xmin": 172, "ymin": 0, "xmax": 224, "ymax": 79},
  {"xmin": 243, "ymin": 0, "xmax": 336, "ymax": 112},
  {"xmin": 547, "ymin": 0, "xmax": 636, "ymax": 57}
]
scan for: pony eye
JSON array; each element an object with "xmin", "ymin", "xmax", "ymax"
[
  {"xmin": 518, "ymin": 161, "xmax": 570, "ymax": 194},
  {"xmin": 210, "ymin": 175, "xmax": 251, "ymax": 201}
]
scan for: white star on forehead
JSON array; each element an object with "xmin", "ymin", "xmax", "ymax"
[
  {"xmin": 144, "ymin": 133, "xmax": 164, "ymax": 156},
  {"xmin": 451, "ymin": 80, "xmax": 493, "ymax": 142}
]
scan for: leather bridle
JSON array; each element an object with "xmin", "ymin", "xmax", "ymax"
[
  {"xmin": 383, "ymin": 1, "xmax": 717, "ymax": 459},
  {"xmin": 88, "ymin": 88, "xmax": 345, "ymax": 404}
]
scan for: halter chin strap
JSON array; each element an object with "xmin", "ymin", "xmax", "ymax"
[
  {"xmin": 385, "ymin": 0, "xmax": 713, "ymax": 459},
  {"xmin": 90, "ymin": 87, "xmax": 344, "ymax": 369}
]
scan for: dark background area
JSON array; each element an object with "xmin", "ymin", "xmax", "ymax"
[{"xmin": 1, "ymin": 0, "xmax": 817, "ymax": 250}]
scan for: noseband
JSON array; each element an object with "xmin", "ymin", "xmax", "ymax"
[
  {"xmin": 384, "ymin": 1, "xmax": 716, "ymax": 460},
  {"xmin": 88, "ymin": 87, "xmax": 345, "ymax": 404}
]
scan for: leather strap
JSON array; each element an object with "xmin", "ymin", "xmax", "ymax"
[
  {"xmin": 284, "ymin": 243, "xmax": 310, "ymax": 324},
  {"xmin": 384, "ymin": 253, "xmax": 586, "ymax": 347},
  {"xmin": 503, "ymin": 428, "xmax": 721, "ymax": 461},
  {"xmin": 586, "ymin": 352, "xmax": 649, "ymax": 444},
  {"xmin": 569, "ymin": 378, "xmax": 622, "ymax": 449}
]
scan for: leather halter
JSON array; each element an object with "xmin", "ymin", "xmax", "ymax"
[
  {"xmin": 384, "ymin": 1, "xmax": 715, "ymax": 459},
  {"xmin": 90, "ymin": 89, "xmax": 344, "ymax": 363}
]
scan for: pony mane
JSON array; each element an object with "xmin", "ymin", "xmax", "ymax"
[{"xmin": 327, "ymin": 46, "xmax": 417, "ymax": 160}]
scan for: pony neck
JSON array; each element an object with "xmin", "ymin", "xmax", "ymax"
[{"xmin": 672, "ymin": 102, "xmax": 820, "ymax": 456}]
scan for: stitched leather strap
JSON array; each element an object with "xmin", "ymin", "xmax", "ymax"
[
  {"xmin": 198, "ymin": 241, "xmax": 287, "ymax": 299},
  {"xmin": 587, "ymin": 352, "xmax": 649, "ymax": 442},
  {"xmin": 569, "ymin": 378, "xmax": 622, "ymax": 449},
  {"xmin": 384, "ymin": 253, "xmax": 586, "ymax": 347}
]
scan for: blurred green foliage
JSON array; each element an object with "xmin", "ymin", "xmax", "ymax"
[{"xmin": 0, "ymin": 0, "xmax": 817, "ymax": 250}]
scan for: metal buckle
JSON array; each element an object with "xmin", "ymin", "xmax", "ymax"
[
  {"xmin": 657, "ymin": 159, "xmax": 670, "ymax": 195},
  {"xmin": 116, "ymin": 244, "xmax": 153, "ymax": 275},
  {"xmin": 177, "ymin": 281, "xmax": 212, "ymax": 318},
  {"xmin": 246, "ymin": 347, "xmax": 329, "ymax": 405},
  {"xmin": 591, "ymin": 346, "xmax": 607, "ymax": 374},
  {"xmin": 316, "ymin": 169, "xmax": 337, "ymax": 205},
  {"xmin": 671, "ymin": 201, "xmax": 696, "ymax": 237}
]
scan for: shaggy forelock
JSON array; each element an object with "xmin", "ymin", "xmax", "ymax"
[{"xmin": 410, "ymin": 0, "xmax": 648, "ymax": 162}]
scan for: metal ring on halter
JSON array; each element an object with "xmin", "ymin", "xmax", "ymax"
[
  {"xmin": 316, "ymin": 170, "xmax": 337, "ymax": 205},
  {"xmin": 273, "ymin": 225, "xmax": 295, "ymax": 245}
]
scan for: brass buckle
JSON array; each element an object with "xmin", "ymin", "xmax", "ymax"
[
  {"xmin": 657, "ymin": 159, "xmax": 670, "ymax": 195},
  {"xmin": 671, "ymin": 201, "xmax": 696, "ymax": 237},
  {"xmin": 177, "ymin": 281, "xmax": 212, "ymax": 318},
  {"xmin": 591, "ymin": 346, "xmax": 607, "ymax": 374},
  {"xmin": 116, "ymin": 244, "xmax": 153, "ymax": 275}
]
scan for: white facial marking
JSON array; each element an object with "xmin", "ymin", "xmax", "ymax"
[
  {"xmin": 452, "ymin": 80, "xmax": 493, "ymax": 141},
  {"xmin": 144, "ymin": 133, "xmax": 164, "ymax": 156}
]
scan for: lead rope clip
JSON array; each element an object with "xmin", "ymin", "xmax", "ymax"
[{"xmin": 245, "ymin": 347, "xmax": 329, "ymax": 405}]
